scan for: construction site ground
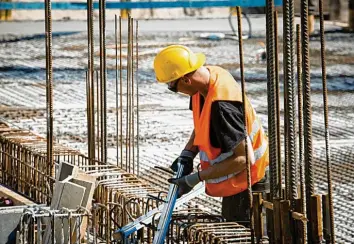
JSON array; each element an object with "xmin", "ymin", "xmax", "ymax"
[{"xmin": 0, "ymin": 16, "xmax": 354, "ymax": 242}]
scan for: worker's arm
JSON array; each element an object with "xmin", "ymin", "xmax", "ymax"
[
  {"xmin": 169, "ymin": 138, "xmax": 254, "ymax": 198},
  {"xmin": 184, "ymin": 130, "xmax": 199, "ymax": 154},
  {"xmin": 199, "ymin": 138, "xmax": 253, "ymax": 181},
  {"xmin": 170, "ymin": 130, "xmax": 198, "ymax": 176}
]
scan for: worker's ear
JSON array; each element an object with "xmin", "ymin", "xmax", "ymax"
[{"xmin": 183, "ymin": 76, "xmax": 192, "ymax": 85}]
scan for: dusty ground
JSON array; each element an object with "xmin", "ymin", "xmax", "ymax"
[{"xmin": 0, "ymin": 17, "xmax": 354, "ymax": 242}]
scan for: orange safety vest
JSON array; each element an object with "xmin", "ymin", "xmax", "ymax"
[{"xmin": 192, "ymin": 66, "xmax": 269, "ymax": 197}]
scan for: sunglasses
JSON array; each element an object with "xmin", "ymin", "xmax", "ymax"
[{"xmin": 167, "ymin": 78, "xmax": 181, "ymax": 93}]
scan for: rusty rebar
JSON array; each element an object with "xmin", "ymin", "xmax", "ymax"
[
  {"xmin": 319, "ymin": 0, "xmax": 335, "ymax": 241},
  {"xmin": 297, "ymin": 23, "xmax": 307, "ymax": 244},
  {"xmin": 99, "ymin": 0, "xmax": 107, "ymax": 164},
  {"xmin": 274, "ymin": 10, "xmax": 282, "ymax": 199},
  {"xmin": 266, "ymin": 0, "xmax": 279, "ymax": 200},
  {"xmin": 283, "ymin": 0, "xmax": 297, "ymax": 202},
  {"xmin": 301, "ymin": 0, "xmax": 314, "ymax": 239},
  {"xmin": 119, "ymin": 16, "xmax": 123, "ymax": 169},
  {"xmin": 86, "ymin": 69, "xmax": 92, "ymax": 161},
  {"xmin": 236, "ymin": 7, "xmax": 254, "ymax": 244},
  {"xmin": 87, "ymin": 0, "xmax": 95, "ymax": 162},
  {"xmin": 131, "ymin": 19, "xmax": 135, "ymax": 175},
  {"xmin": 96, "ymin": 70, "xmax": 100, "ymax": 162},
  {"xmin": 136, "ymin": 20, "xmax": 139, "ymax": 176},
  {"xmin": 115, "ymin": 14, "xmax": 119, "ymax": 167},
  {"xmin": 126, "ymin": 16, "xmax": 130, "ymax": 172},
  {"xmin": 45, "ymin": 0, "xmax": 54, "ymax": 194}
]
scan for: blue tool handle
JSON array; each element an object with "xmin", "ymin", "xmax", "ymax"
[{"xmin": 152, "ymin": 159, "xmax": 184, "ymax": 244}]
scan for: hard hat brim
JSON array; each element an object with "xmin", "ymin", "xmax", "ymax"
[{"xmin": 157, "ymin": 52, "xmax": 206, "ymax": 84}]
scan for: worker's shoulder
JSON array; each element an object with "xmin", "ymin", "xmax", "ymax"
[{"xmin": 211, "ymin": 100, "xmax": 242, "ymax": 113}]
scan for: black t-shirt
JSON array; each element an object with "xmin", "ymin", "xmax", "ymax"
[{"xmin": 189, "ymin": 96, "xmax": 246, "ymax": 153}]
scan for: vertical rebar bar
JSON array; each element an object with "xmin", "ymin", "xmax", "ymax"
[
  {"xmin": 119, "ymin": 17, "xmax": 123, "ymax": 170},
  {"xmin": 131, "ymin": 19, "xmax": 135, "ymax": 175},
  {"xmin": 99, "ymin": 0, "xmax": 107, "ymax": 164},
  {"xmin": 126, "ymin": 16, "xmax": 130, "ymax": 172},
  {"xmin": 87, "ymin": 0, "xmax": 95, "ymax": 162},
  {"xmin": 319, "ymin": 0, "xmax": 335, "ymax": 241},
  {"xmin": 301, "ymin": 0, "xmax": 314, "ymax": 239},
  {"xmin": 115, "ymin": 15, "xmax": 119, "ymax": 167},
  {"xmin": 236, "ymin": 7, "xmax": 254, "ymax": 244},
  {"xmin": 297, "ymin": 23, "xmax": 307, "ymax": 244},
  {"xmin": 96, "ymin": 70, "xmax": 100, "ymax": 162},
  {"xmin": 86, "ymin": 70, "xmax": 92, "ymax": 161},
  {"xmin": 283, "ymin": 0, "xmax": 297, "ymax": 202},
  {"xmin": 274, "ymin": 10, "xmax": 282, "ymax": 199},
  {"xmin": 45, "ymin": 0, "xmax": 54, "ymax": 192},
  {"xmin": 265, "ymin": 0, "xmax": 279, "ymax": 200},
  {"xmin": 136, "ymin": 20, "xmax": 139, "ymax": 176}
]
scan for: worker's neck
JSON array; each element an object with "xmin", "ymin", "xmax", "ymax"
[{"xmin": 196, "ymin": 68, "xmax": 210, "ymax": 97}]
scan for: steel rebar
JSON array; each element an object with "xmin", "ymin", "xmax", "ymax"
[
  {"xmin": 119, "ymin": 16, "xmax": 123, "ymax": 169},
  {"xmin": 115, "ymin": 15, "xmax": 119, "ymax": 167},
  {"xmin": 99, "ymin": 0, "xmax": 107, "ymax": 164},
  {"xmin": 265, "ymin": 0, "xmax": 279, "ymax": 200},
  {"xmin": 319, "ymin": 0, "xmax": 335, "ymax": 241},
  {"xmin": 283, "ymin": 0, "xmax": 297, "ymax": 202},
  {"xmin": 136, "ymin": 20, "xmax": 140, "ymax": 176},
  {"xmin": 236, "ymin": 7, "xmax": 254, "ymax": 244},
  {"xmin": 301, "ymin": 0, "xmax": 315, "ymax": 239},
  {"xmin": 274, "ymin": 10, "xmax": 282, "ymax": 199},
  {"xmin": 297, "ymin": 23, "xmax": 307, "ymax": 244},
  {"xmin": 126, "ymin": 16, "xmax": 130, "ymax": 172},
  {"xmin": 131, "ymin": 19, "xmax": 135, "ymax": 175},
  {"xmin": 44, "ymin": 0, "xmax": 54, "ymax": 197},
  {"xmin": 87, "ymin": 0, "xmax": 95, "ymax": 162},
  {"xmin": 96, "ymin": 70, "xmax": 100, "ymax": 162}
]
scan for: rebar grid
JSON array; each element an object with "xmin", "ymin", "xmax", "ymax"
[
  {"xmin": 17, "ymin": 206, "xmax": 92, "ymax": 244},
  {"xmin": 187, "ymin": 222, "xmax": 255, "ymax": 244},
  {"xmin": 0, "ymin": 122, "xmax": 164, "ymax": 242}
]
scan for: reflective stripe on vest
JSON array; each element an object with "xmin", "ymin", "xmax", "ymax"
[{"xmin": 249, "ymin": 119, "xmax": 261, "ymax": 142}]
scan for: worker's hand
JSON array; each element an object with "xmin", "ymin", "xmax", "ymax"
[
  {"xmin": 168, "ymin": 172, "xmax": 201, "ymax": 198},
  {"xmin": 170, "ymin": 149, "xmax": 196, "ymax": 177}
]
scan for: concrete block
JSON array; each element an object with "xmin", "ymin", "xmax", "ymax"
[
  {"xmin": 56, "ymin": 162, "xmax": 79, "ymax": 182},
  {"xmin": 43, "ymin": 181, "xmax": 85, "ymax": 244}
]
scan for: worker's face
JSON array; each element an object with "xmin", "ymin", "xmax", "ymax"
[{"xmin": 167, "ymin": 73, "xmax": 198, "ymax": 96}]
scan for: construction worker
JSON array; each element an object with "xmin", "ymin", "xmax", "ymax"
[{"xmin": 153, "ymin": 45, "xmax": 269, "ymax": 226}]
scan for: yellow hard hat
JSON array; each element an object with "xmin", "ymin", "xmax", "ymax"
[{"xmin": 153, "ymin": 45, "xmax": 206, "ymax": 83}]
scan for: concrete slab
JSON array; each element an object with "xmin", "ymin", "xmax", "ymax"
[
  {"xmin": 43, "ymin": 181, "xmax": 85, "ymax": 244},
  {"xmin": 56, "ymin": 161, "xmax": 79, "ymax": 182}
]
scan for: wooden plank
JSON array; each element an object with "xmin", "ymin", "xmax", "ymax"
[
  {"xmin": 322, "ymin": 194, "xmax": 331, "ymax": 243},
  {"xmin": 311, "ymin": 195, "xmax": 323, "ymax": 243},
  {"xmin": 280, "ymin": 200, "xmax": 292, "ymax": 243},
  {"xmin": 273, "ymin": 198, "xmax": 282, "ymax": 243},
  {"xmin": 253, "ymin": 192, "xmax": 264, "ymax": 242},
  {"xmin": 295, "ymin": 198, "xmax": 305, "ymax": 244},
  {"xmin": 265, "ymin": 193, "xmax": 274, "ymax": 243}
]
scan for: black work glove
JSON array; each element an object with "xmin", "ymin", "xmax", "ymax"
[
  {"xmin": 168, "ymin": 172, "xmax": 201, "ymax": 198},
  {"xmin": 170, "ymin": 149, "xmax": 196, "ymax": 177}
]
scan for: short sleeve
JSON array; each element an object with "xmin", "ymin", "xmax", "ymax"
[{"xmin": 210, "ymin": 101, "xmax": 246, "ymax": 153}]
